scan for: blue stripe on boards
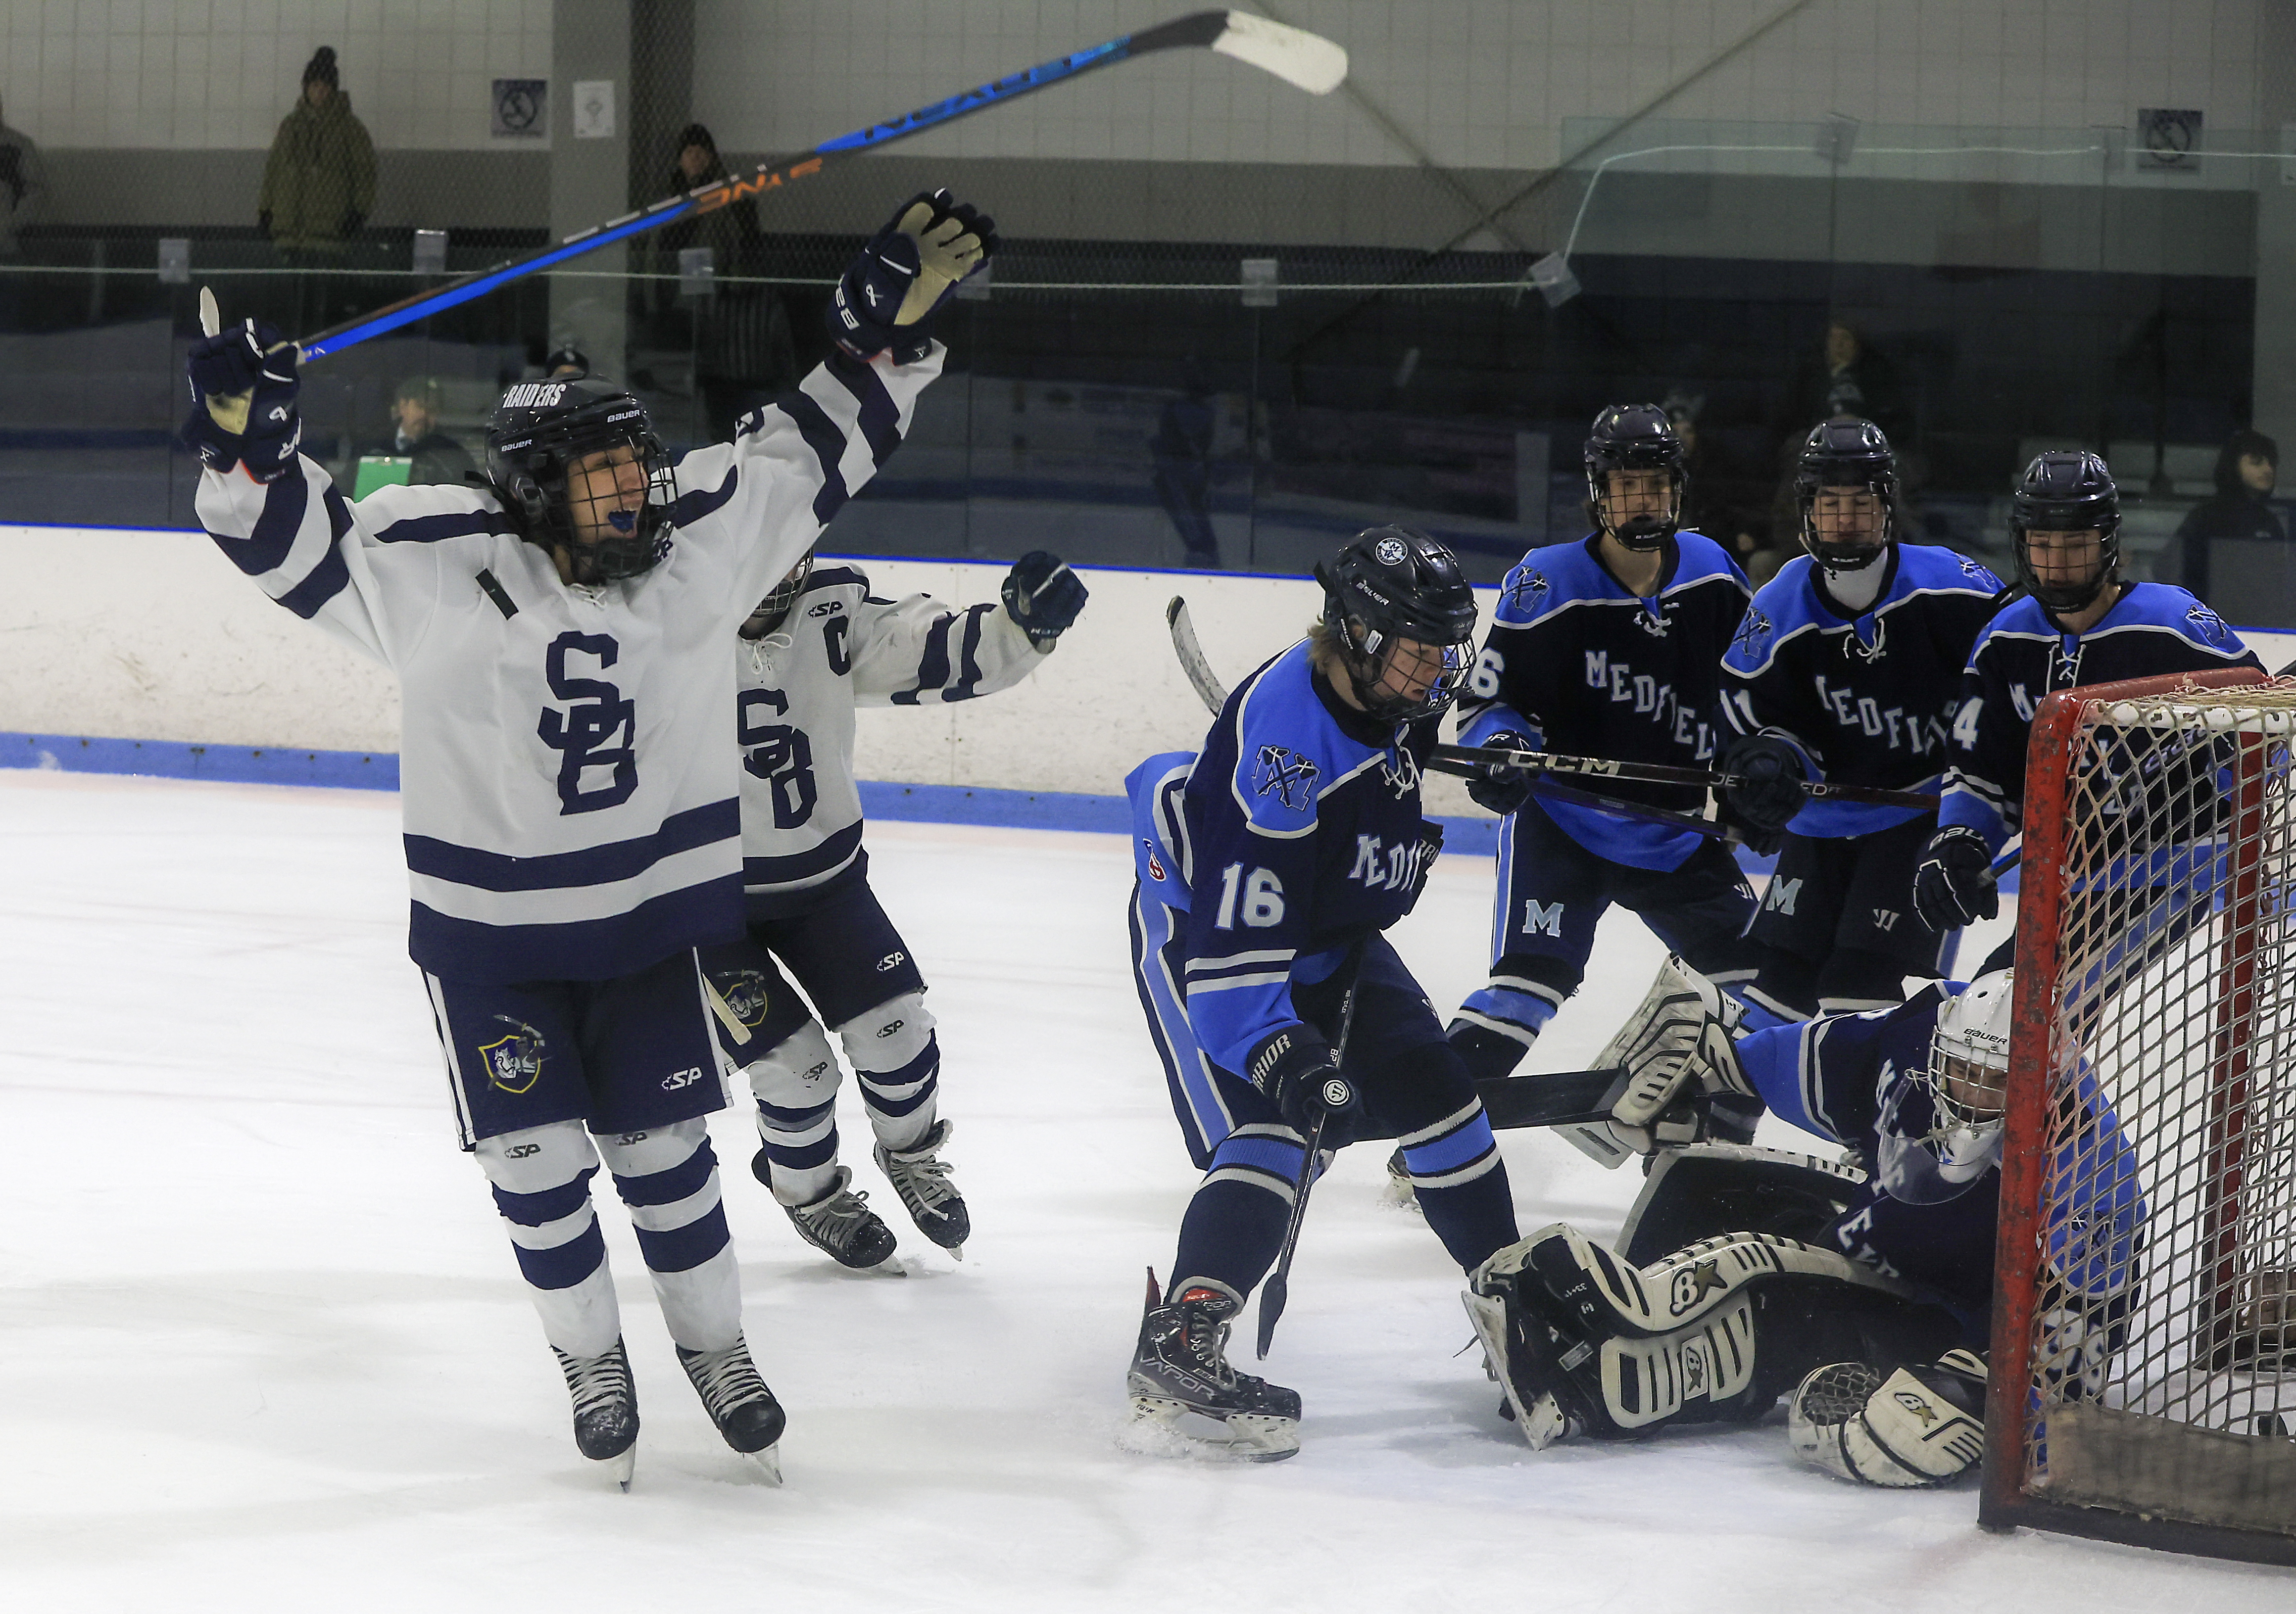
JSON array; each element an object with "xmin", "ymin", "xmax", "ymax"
[
  {"xmin": 408, "ymin": 874, "xmax": 744, "ymax": 984},
  {"xmin": 404, "ymin": 798, "xmax": 740, "ymax": 893},
  {"xmin": 775, "ymin": 390, "xmax": 853, "ymax": 525},
  {"xmin": 743, "ymin": 820, "xmax": 863, "ymax": 888},
  {"xmin": 491, "ymin": 1168, "xmax": 599, "ymax": 1228},
  {"xmin": 373, "ymin": 508, "xmax": 518, "ymax": 545},
  {"xmin": 827, "ymin": 350, "xmax": 903, "ymax": 469},
  {"xmin": 611, "ymin": 1138, "xmax": 718, "ymax": 1209},
  {"xmin": 630, "ymin": 1203, "xmax": 730, "ymax": 1273},
  {"xmin": 512, "ymin": 1217, "xmax": 607, "ymax": 1290},
  {"xmin": 0, "ymin": 731, "xmax": 401, "ymax": 790},
  {"xmin": 215, "ymin": 471, "xmax": 308, "ymax": 577}
]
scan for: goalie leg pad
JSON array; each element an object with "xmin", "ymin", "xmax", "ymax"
[
  {"xmin": 1788, "ymin": 1349, "xmax": 1987, "ymax": 1487},
  {"xmin": 1617, "ymin": 1143, "xmax": 1867, "ymax": 1267}
]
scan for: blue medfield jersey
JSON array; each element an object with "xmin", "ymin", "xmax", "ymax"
[
  {"xmin": 1938, "ymin": 583, "xmax": 2261, "ymax": 851},
  {"xmin": 1456, "ymin": 531, "xmax": 1749, "ymax": 869},
  {"xmin": 1721, "ymin": 544, "xmax": 2005, "ymax": 837},
  {"xmin": 1127, "ymin": 639, "xmax": 1436, "ymax": 1075},
  {"xmin": 1737, "ymin": 983, "xmax": 2142, "ymax": 1325}
]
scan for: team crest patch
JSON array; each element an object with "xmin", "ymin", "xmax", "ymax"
[
  {"xmin": 1505, "ymin": 568, "xmax": 1551, "ymax": 615},
  {"xmin": 1960, "ymin": 555, "xmax": 2003, "ymax": 589},
  {"xmin": 1731, "ymin": 607, "xmax": 1772, "ymax": 658},
  {"xmin": 1252, "ymin": 744, "xmax": 1321, "ymax": 812},
  {"xmin": 1374, "ymin": 536, "xmax": 1408, "ymax": 567},
  {"xmin": 2187, "ymin": 603, "xmax": 2232, "ymax": 647},
  {"xmin": 1380, "ymin": 746, "xmax": 1422, "ymax": 798},
  {"xmin": 713, "ymin": 970, "xmax": 773, "ymax": 1028},
  {"xmin": 478, "ymin": 1018, "xmax": 546, "ymax": 1094}
]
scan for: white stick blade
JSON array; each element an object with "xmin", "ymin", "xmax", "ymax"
[
  {"xmin": 199, "ymin": 285, "xmax": 220, "ymax": 338},
  {"xmin": 1211, "ymin": 11, "xmax": 1347, "ymax": 94}
]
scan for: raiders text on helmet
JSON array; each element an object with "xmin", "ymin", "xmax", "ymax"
[
  {"xmin": 485, "ymin": 374, "xmax": 679, "ymax": 583},
  {"xmin": 2010, "ymin": 450, "xmax": 2120, "ymax": 613},
  {"xmin": 1313, "ymin": 525, "xmax": 1480, "ymax": 724},
  {"xmin": 1794, "ymin": 417, "xmax": 1898, "ymax": 572},
  {"xmin": 1584, "ymin": 403, "xmax": 1687, "ymax": 552}
]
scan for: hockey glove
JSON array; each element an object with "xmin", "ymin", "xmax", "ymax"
[
  {"xmin": 1399, "ymin": 820, "xmax": 1444, "ymax": 915},
  {"xmin": 1913, "ymin": 826, "xmax": 1999, "ymax": 933},
  {"xmin": 1245, "ymin": 1023, "xmax": 1360, "ymax": 1144},
  {"xmin": 1463, "ymin": 730, "xmax": 1536, "ymax": 818},
  {"xmin": 827, "ymin": 189, "xmax": 998, "ymax": 362},
  {"xmin": 1721, "ymin": 733, "xmax": 1808, "ymax": 834},
  {"xmin": 182, "ymin": 317, "xmax": 302, "ymax": 482},
  {"xmin": 1001, "ymin": 550, "xmax": 1087, "ymax": 649}
]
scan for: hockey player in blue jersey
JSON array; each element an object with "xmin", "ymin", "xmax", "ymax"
[
  {"xmin": 183, "ymin": 189, "xmax": 994, "ymax": 1485},
  {"xmin": 1122, "ymin": 528, "xmax": 1518, "ymax": 1458},
  {"xmin": 1719, "ymin": 419, "xmax": 2006, "ymax": 1021},
  {"xmin": 1916, "ymin": 452, "xmax": 2262, "ymax": 965},
  {"xmin": 700, "ymin": 547, "xmax": 1086, "ymax": 1271},
  {"xmin": 1465, "ymin": 959, "xmax": 2141, "ymax": 1487},
  {"xmin": 1449, "ymin": 403, "xmax": 1786, "ymax": 1091}
]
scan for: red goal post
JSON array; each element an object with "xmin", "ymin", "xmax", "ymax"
[{"xmin": 1981, "ymin": 666, "xmax": 2296, "ymax": 1564}]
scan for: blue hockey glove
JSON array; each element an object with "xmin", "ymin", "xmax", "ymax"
[
  {"xmin": 1914, "ymin": 826, "xmax": 1999, "ymax": 933},
  {"xmin": 182, "ymin": 317, "xmax": 301, "ymax": 482},
  {"xmin": 1245, "ymin": 1023, "xmax": 1360, "ymax": 1144},
  {"xmin": 1001, "ymin": 551, "xmax": 1087, "ymax": 649},
  {"xmin": 827, "ymin": 189, "xmax": 998, "ymax": 362},
  {"xmin": 1722, "ymin": 733, "xmax": 1808, "ymax": 834},
  {"xmin": 1463, "ymin": 730, "xmax": 1536, "ymax": 817}
]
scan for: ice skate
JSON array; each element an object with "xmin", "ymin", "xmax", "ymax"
[
  {"xmin": 874, "ymin": 1118, "xmax": 970, "ymax": 1258},
  {"xmin": 1382, "ymin": 1146, "xmax": 1422, "ymax": 1213},
  {"xmin": 776, "ymin": 1162, "xmax": 903, "ymax": 1274},
  {"xmin": 1460, "ymin": 1290, "xmax": 1570, "ymax": 1449},
  {"xmin": 678, "ymin": 1336, "xmax": 787, "ymax": 1483},
  {"xmin": 554, "ymin": 1338, "xmax": 640, "ymax": 1490},
  {"xmin": 1124, "ymin": 1271, "xmax": 1301, "ymax": 1461}
]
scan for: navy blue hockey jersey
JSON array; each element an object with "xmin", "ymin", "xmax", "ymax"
[
  {"xmin": 1939, "ymin": 583, "xmax": 2261, "ymax": 850},
  {"xmin": 1722, "ymin": 545, "xmax": 2004, "ymax": 837},
  {"xmin": 1127, "ymin": 639, "xmax": 1436, "ymax": 1075},
  {"xmin": 1457, "ymin": 531, "xmax": 1749, "ymax": 870}
]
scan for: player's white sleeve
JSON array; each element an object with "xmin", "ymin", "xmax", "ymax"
[
  {"xmin": 847, "ymin": 589, "xmax": 1049, "ymax": 707},
  {"xmin": 670, "ymin": 345, "xmax": 945, "ymax": 610}
]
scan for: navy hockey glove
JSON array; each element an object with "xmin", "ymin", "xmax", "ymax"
[
  {"xmin": 1002, "ymin": 551, "xmax": 1087, "ymax": 649},
  {"xmin": 827, "ymin": 189, "xmax": 998, "ymax": 362},
  {"xmin": 182, "ymin": 317, "xmax": 301, "ymax": 482},
  {"xmin": 1463, "ymin": 730, "xmax": 1536, "ymax": 817},
  {"xmin": 1914, "ymin": 826, "xmax": 1999, "ymax": 933},
  {"xmin": 1400, "ymin": 820, "xmax": 1444, "ymax": 914},
  {"xmin": 1245, "ymin": 1023, "xmax": 1360, "ymax": 1144},
  {"xmin": 1722, "ymin": 733, "xmax": 1808, "ymax": 834}
]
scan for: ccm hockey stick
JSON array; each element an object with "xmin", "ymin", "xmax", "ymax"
[
  {"xmin": 1430, "ymin": 741, "xmax": 1940, "ymax": 811},
  {"xmin": 1164, "ymin": 597, "xmax": 1728, "ymax": 840},
  {"xmin": 288, "ymin": 12, "xmax": 1345, "ymax": 362}
]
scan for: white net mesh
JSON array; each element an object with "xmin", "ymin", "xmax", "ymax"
[{"xmin": 2014, "ymin": 680, "xmax": 2296, "ymax": 1532}]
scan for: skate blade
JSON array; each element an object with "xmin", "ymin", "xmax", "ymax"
[
  {"xmin": 593, "ymin": 1446, "xmax": 637, "ymax": 1491},
  {"xmin": 1461, "ymin": 1291, "xmax": 1568, "ymax": 1450},
  {"xmin": 741, "ymin": 1444, "xmax": 783, "ymax": 1485},
  {"xmin": 1123, "ymin": 1396, "xmax": 1300, "ymax": 1462}
]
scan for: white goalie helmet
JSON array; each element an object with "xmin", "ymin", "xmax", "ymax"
[{"xmin": 1876, "ymin": 971, "xmax": 2014, "ymax": 1205}]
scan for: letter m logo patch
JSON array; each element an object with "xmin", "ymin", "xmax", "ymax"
[
  {"xmin": 1522, "ymin": 899, "xmax": 1564, "ymax": 937},
  {"xmin": 1764, "ymin": 877, "xmax": 1800, "ymax": 916}
]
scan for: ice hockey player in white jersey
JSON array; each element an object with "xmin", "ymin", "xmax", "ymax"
[
  {"xmin": 182, "ymin": 188, "xmax": 995, "ymax": 1486},
  {"xmin": 700, "ymin": 547, "xmax": 1086, "ymax": 1270}
]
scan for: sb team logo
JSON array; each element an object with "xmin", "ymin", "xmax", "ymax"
[
  {"xmin": 478, "ymin": 1017, "xmax": 547, "ymax": 1094},
  {"xmin": 713, "ymin": 969, "xmax": 773, "ymax": 1029}
]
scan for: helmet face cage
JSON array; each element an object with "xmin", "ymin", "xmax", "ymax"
[
  {"xmin": 1584, "ymin": 404, "xmax": 1687, "ymax": 552},
  {"xmin": 744, "ymin": 550, "xmax": 815, "ymax": 637},
  {"xmin": 1918, "ymin": 972, "xmax": 2013, "ymax": 1139},
  {"xmin": 1316, "ymin": 526, "xmax": 1480, "ymax": 725},
  {"xmin": 486, "ymin": 381, "xmax": 679, "ymax": 583},
  {"xmin": 1794, "ymin": 418, "xmax": 1897, "ymax": 571},
  {"xmin": 2011, "ymin": 451, "xmax": 2120, "ymax": 612}
]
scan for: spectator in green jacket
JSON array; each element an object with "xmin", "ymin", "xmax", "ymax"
[{"xmin": 259, "ymin": 48, "xmax": 376, "ymax": 257}]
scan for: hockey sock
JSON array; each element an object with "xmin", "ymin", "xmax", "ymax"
[
  {"xmin": 745, "ymin": 1020, "xmax": 843, "ymax": 1207},
  {"xmin": 475, "ymin": 1118, "xmax": 623, "ymax": 1359},
  {"xmin": 1168, "ymin": 1136, "xmax": 1301, "ymax": 1300},
  {"xmin": 1447, "ymin": 981, "xmax": 1559, "ymax": 1082},
  {"xmin": 1812, "ymin": 948, "xmax": 1908, "ymax": 1016},
  {"xmin": 598, "ymin": 1120, "xmax": 742, "ymax": 1354},
  {"xmin": 841, "ymin": 991, "xmax": 940, "ymax": 1154},
  {"xmin": 1402, "ymin": 1106, "xmax": 1517, "ymax": 1271}
]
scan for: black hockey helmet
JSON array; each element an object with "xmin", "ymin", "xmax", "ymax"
[
  {"xmin": 2009, "ymin": 451, "xmax": 2121, "ymax": 612},
  {"xmin": 1313, "ymin": 525, "xmax": 1479, "ymax": 723},
  {"xmin": 1793, "ymin": 416, "xmax": 1898, "ymax": 572},
  {"xmin": 742, "ymin": 549, "xmax": 815, "ymax": 639},
  {"xmin": 485, "ymin": 374, "xmax": 678, "ymax": 583},
  {"xmin": 1583, "ymin": 403, "xmax": 1686, "ymax": 551}
]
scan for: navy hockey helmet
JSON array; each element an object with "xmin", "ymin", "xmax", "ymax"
[
  {"xmin": 1584, "ymin": 403, "xmax": 1687, "ymax": 551},
  {"xmin": 1793, "ymin": 417, "xmax": 1898, "ymax": 572},
  {"xmin": 485, "ymin": 375, "xmax": 678, "ymax": 583},
  {"xmin": 1313, "ymin": 525, "xmax": 1480, "ymax": 724},
  {"xmin": 2009, "ymin": 451, "xmax": 2121, "ymax": 612}
]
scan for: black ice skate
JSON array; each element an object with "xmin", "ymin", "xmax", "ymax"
[
  {"xmin": 554, "ymin": 1338, "xmax": 640, "ymax": 1490},
  {"xmin": 677, "ymin": 1337, "xmax": 786, "ymax": 1483},
  {"xmin": 874, "ymin": 1118, "xmax": 970, "ymax": 1258},
  {"xmin": 776, "ymin": 1163, "xmax": 903, "ymax": 1274},
  {"xmin": 1126, "ymin": 1270, "xmax": 1301, "ymax": 1461}
]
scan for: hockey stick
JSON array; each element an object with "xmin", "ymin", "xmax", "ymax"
[
  {"xmin": 1164, "ymin": 597, "xmax": 1728, "ymax": 840},
  {"xmin": 1256, "ymin": 937, "xmax": 1366, "ymax": 1359},
  {"xmin": 285, "ymin": 13, "xmax": 1344, "ymax": 362},
  {"xmin": 1475, "ymin": 1067, "xmax": 1630, "ymax": 1130},
  {"xmin": 1430, "ymin": 741, "xmax": 1941, "ymax": 811}
]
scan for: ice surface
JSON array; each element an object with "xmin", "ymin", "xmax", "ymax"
[{"xmin": 3, "ymin": 770, "xmax": 2287, "ymax": 1609}]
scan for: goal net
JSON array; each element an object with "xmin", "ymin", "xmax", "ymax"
[{"xmin": 1981, "ymin": 668, "xmax": 2296, "ymax": 1564}]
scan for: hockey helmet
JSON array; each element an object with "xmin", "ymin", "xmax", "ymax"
[
  {"xmin": 1313, "ymin": 526, "xmax": 1480, "ymax": 724},
  {"xmin": 743, "ymin": 549, "xmax": 815, "ymax": 639},
  {"xmin": 2009, "ymin": 451, "xmax": 2120, "ymax": 613},
  {"xmin": 1793, "ymin": 417, "xmax": 1898, "ymax": 572},
  {"xmin": 1583, "ymin": 403, "xmax": 1686, "ymax": 551},
  {"xmin": 1876, "ymin": 971, "xmax": 2014, "ymax": 1205},
  {"xmin": 485, "ymin": 374, "xmax": 678, "ymax": 583}
]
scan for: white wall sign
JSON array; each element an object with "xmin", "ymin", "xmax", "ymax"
[{"xmin": 573, "ymin": 80, "xmax": 616, "ymax": 140}]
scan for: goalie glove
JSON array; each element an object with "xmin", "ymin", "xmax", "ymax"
[
  {"xmin": 828, "ymin": 189, "xmax": 998, "ymax": 362},
  {"xmin": 1788, "ymin": 1349, "xmax": 1987, "ymax": 1487},
  {"xmin": 1561, "ymin": 957, "xmax": 1752, "ymax": 1164},
  {"xmin": 181, "ymin": 316, "xmax": 302, "ymax": 482}
]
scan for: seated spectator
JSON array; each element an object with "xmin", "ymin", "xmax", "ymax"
[
  {"xmin": 359, "ymin": 376, "xmax": 476, "ymax": 489},
  {"xmin": 1778, "ymin": 321, "xmax": 1910, "ymax": 458},
  {"xmin": 2153, "ymin": 429, "xmax": 2284, "ymax": 602},
  {"xmin": 1668, "ymin": 397, "xmax": 1783, "ymax": 582}
]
